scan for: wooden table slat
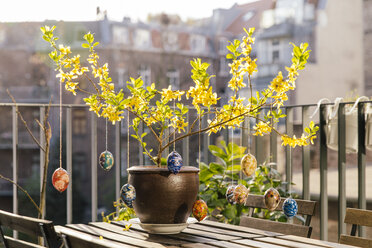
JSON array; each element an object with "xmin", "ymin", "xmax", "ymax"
[
  {"xmin": 198, "ymin": 220, "xmax": 282, "ymax": 237},
  {"xmin": 187, "ymin": 223, "xmax": 263, "ymax": 239},
  {"xmin": 254, "ymin": 237, "xmax": 328, "ymax": 248},
  {"xmin": 56, "ymin": 225, "xmax": 136, "ymax": 248},
  {"xmin": 181, "ymin": 227, "xmax": 241, "ymax": 241},
  {"xmin": 90, "ymin": 222, "xmax": 192, "ymax": 246},
  {"xmin": 232, "ymin": 239, "xmax": 288, "ymax": 248},
  {"xmin": 66, "ymin": 223, "xmax": 167, "ymax": 248},
  {"xmin": 181, "ymin": 243, "xmax": 219, "ymax": 248},
  {"xmin": 206, "ymin": 240, "xmax": 256, "ymax": 248},
  {"xmin": 278, "ymin": 235, "xmax": 357, "ymax": 248}
]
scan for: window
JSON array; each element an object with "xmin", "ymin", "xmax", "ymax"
[
  {"xmin": 73, "ymin": 109, "xmax": 87, "ymax": 135},
  {"xmin": 219, "ymin": 57, "xmax": 229, "ymax": 76},
  {"xmin": 271, "ymin": 39, "xmax": 280, "ymax": 63},
  {"xmin": 166, "ymin": 69, "xmax": 180, "ymax": 89},
  {"xmin": 138, "ymin": 65, "xmax": 151, "ymax": 87},
  {"xmin": 218, "ymin": 37, "xmax": 228, "ymax": 54},
  {"xmin": 0, "ymin": 29, "xmax": 5, "ymax": 44},
  {"xmin": 113, "ymin": 26, "xmax": 130, "ymax": 45},
  {"xmin": 163, "ymin": 32, "xmax": 178, "ymax": 51},
  {"xmin": 117, "ymin": 68, "xmax": 127, "ymax": 89},
  {"xmin": 134, "ymin": 29, "xmax": 151, "ymax": 48},
  {"xmin": 242, "ymin": 10, "xmax": 255, "ymax": 22},
  {"xmin": 190, "ymin": 34, "xmax": 206, "ymax": 53}
]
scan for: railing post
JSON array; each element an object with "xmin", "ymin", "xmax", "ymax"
[
  {"xmin": 12, "ymin": 106, "xmax": 18, "ymax": 239},
  {"xmin": 138, "ymin": 122, "xmax": 144, "ymax": 166},
  {"xmin": 91, "ymin": 113, "xmax": 97, "ymax": 222},
  {"xmin": 270, "ymin": 121, "xmax": 277, "ymax": 165},
  {"xmin": 357, "ymin": 102, "xmax": 366, "ymax": 237},
  {"xmin": 319, "ymin": 104, "xmax": 328, "ymax": 241},
  {"xmin": 256, "ymin": 112, "xmax": 265, "ymax": 165},
  {"xmin": 302, "ymin": 106, "xmax": 310, "ymax": 200},
  {"xmin": 338, "ymin": 103, "xmax": 346, "ymax": 237},
  {"xmin": 39, "ymin": 107, "xmax": 46, "ymax": 219},
  {"xmin": 66, "ymin": 108, "xmax": 72, "ymax": 224},
  {"xmin": 115, "ymin": 121, "xmax": 121, "ymax": 214},
  {"xmin": 285, "ymin": 107, "xmax": 294, "ymax": 193},
  {"xmin": 182, "ymin": 112, "xmax": 190, "ymax": 166},
  {"xmin": 202, "ymin": 114, "xmax": 210, "ymax": 164}
]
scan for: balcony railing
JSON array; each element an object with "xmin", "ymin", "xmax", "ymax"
[{"xmin": 0, "ymin": 101, "xmax": 371, "ymax": 241}]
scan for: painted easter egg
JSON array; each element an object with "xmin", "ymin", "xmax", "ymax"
[
  {"xmin": 264, "ymin": 188, "xmax": 281, "ymax": 211},
  {"xmin": 120, "ymin": 184, "xmax": 136, "ymax": 208},
  {"xmin": 233, "ymin": 184, "xmax": 249, "ymax": 205},
  {"xmin": 52, "ymin": 168, "xmax": 69, "ymax": 193},
  {"xmin": 99, "ymin": 151, "xmax": 114, "ymax": 171},
  {"xmin": 167, "ymin": 151, "xmax": 183, "ymax": 174},
  {"xmin": 192, "ymin": 199, "xmax": 208, "ymax": 221},
  {"xmin": 283, "ymin": 197, "xmax": 298, "ymax": 218},
  {"xmin": 241, "ymin": 153, "xmax": 257, "ymax": 177},
  {"xmin": 226, "ymin": 185, "xmax": 236, "ymax": 204}
]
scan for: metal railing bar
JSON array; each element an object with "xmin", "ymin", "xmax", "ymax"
[
  {"xmin": 115, "ymin": 122, "xmax": 121, "ymax": 215},
  {"xmin": 357, "ymin": 102, "xmax": 366, "ymax": 237},
  {"xmin": 39, "ymin": 107, "xmax": 46, "ymax": 218},
  {"xmin": 182, "ymin": 112, "xmax": 189, "ymax": 166},
  {"xmin": 302, "ymin": 106, "xmax": 310, "ymax": 200},
  {"xmin": 319, "ymin": 104, "xmax": 328, "ymax": 241},
  {"xmin": 202, "ymin": 114, "xmax": 210, "ymax": 165},
  {"xmin": 255, "ymin": 112, "xmax": 265, "ymax": 164},
  {"xmin": 270, "ymin": 121, "xmax": 277, "ymax": 165},
  {"xmin": 12, "ymin": 106, "xmax": 18, "ymax": 239},
  {"xmin": 66, "ymin": 108, "xmax": 72, "ymax": 224},
  {"xmin": 337, "ymin": 103, "xmax": 346, "ymax": 237},
  {"xmin": 138, "ymin": 122, "xmax": 144, "ymax": 166},
  {"xmin": 285, "ymin": 107, "xmax": 294, "ymax": 193},
  {"xmin": 91, "ymin": 113, "xmax": 98, "ymax": 222}
]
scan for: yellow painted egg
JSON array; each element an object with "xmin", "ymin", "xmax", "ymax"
[
  {"xmin": 241, "ymin": 153, "xmax": 257, "ymax": 177},
  {"xmin": 233, "ymin": 184, "xmax": 249, "ymax": 205},
  {"xmin": 192, "ymin": 199, "xmax": 208, "ymax": 221}
]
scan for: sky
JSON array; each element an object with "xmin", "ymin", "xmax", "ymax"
[{"xmin": 0, "ymin": 0, "xmax": 256, "ymax": 23}]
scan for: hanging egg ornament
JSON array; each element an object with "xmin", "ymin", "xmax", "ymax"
[
  {"xmin": 167, "ymin": 151, "xmax": 183, "ymax": 174},
  {"xmin": 99, "ymin": 151, "xmax": 114, "ymax": 171},
  {"xmin": 233, "ymin": 184, "xmax": 249, "ymax": 205},
  {"xmin": 192, "ymin": 199, "xmax": 208, "ymax": 221},
  {"xmin": 52, "ymin": 168, "xmax": 70, "ymax": 193},
  {"xmin": 226, "ymin": 185, "xmax": 236, "ymax": 204},
  {"xmin": 241, "ymin": 153, "xmax": 257, "ymax": 177},
  {"xmin": 264, "ymin": 188, "xmax": 281, "ymax": 211},
  {"xmin": 283, "ymin": 197, "xmax": 298, "ymax": 218},
  {"xmin": 120, "ymin": 184, "xmax": 136, "ymax": 208}
]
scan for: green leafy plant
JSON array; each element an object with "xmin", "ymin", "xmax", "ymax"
[
  {"xmin": 102, "ymin": 199, "xmax": 136, "ymax": 230},
  {"xmin": 199, "ymin": 141, "xmax": 298, "ymax": 225}
]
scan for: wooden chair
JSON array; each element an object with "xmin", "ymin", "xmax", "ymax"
[
  {"xmin": 339, "ymin": 208, "xmax": 372, "ymax": 247},
  {"xmin": 240, "ymin": 194, "xmax": 316, "ymax": 238},
  {"xmin": 0, "ymin": 210, "xmax": 61, "ymax": 248}
]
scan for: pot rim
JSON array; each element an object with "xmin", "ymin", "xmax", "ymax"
[{"xmin": 127, "ymin": 165, "xmax": 199, "ymax": 173}]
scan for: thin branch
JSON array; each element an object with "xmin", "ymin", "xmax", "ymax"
[
  {"xmin": 7, "ymin": 90, "xmax": 46, "ymax": 153},
  {"xmin": 0, "ymin": 173, "xmax": 41, "ymax": 215}
]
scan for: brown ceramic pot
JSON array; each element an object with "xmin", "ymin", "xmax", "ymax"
[{"xmin": 128, "ymin": 166, "xmax": 199, "ymax": 224}]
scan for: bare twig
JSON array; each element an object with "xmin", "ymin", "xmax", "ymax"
[
  {"xmin": 7, "ymin": 90, "xmax": 46, "ymax": 153},
  {"xmin": 0, "ymin": 173, "xmax": 41, "ymax": 214}
]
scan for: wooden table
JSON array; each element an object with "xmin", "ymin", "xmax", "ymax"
[{"xmin": 55, "ymin": 220, "xmax": 357, "ymax": 248}]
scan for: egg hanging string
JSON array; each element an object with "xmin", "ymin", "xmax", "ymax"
[
  {"xmin": 105, "ymin": 117, "xmax": 108, "ymax": 152},
  {"xmin": 198, "ymin": 115, "xmax": 201, "ymax": 167},
  {"xmin": 173, "ymin": 100, "xmax": 176, "ymax": 152},
  {"xmin": 127, "ymin": 112, "xmax": 130, "ymax": 169},
  {"xmin": 289, "ymin": 146, "xmax": 292, "ymax": 196},
  {"xmin": 231, "ymin": 127, "xmax": 234, "ymax": 185},
  {"xmin": 59, "ymin": 75, "xmax": 62, "ymax": 169}
]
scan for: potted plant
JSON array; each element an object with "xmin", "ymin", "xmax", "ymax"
[{"xmin": 41, "ymin": 26, "xmax": 317, "ymax": 225}]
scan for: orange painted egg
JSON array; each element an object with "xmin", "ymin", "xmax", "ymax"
[
  {"xmin": 233, "ymin": 184, "xmax": 249, "ymax": 205},
  {"xmin": 192, "ymin": 199, "xmax": 208, "ymax": 221},
  {"xmin": 264, "ymin": 188, "xmax": 281, "ymax": 211},
  {"xmin": 241, "ymin": 153, "xmax": 257, "ymax": 177},
  {"xmin": 52, "ymin": 168, "xmax": 69, "ymax": 193}
]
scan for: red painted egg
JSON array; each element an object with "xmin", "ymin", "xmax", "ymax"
[
  {"xmin": 52, "ymin": 168, "xmax": 69, "ymax": 193},
  {"xmin": 192, "ymin": 199, "xmax": 208, "ymax": 221}
]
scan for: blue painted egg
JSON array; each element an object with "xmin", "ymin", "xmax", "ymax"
[
  {"xmin": 226, "ymin": 185, "xmax": 236, "ymax": 204},
  {"xmin": 264, "ymin": 188, "xmax": 281, "ymax": 211},
  {"xmin": 99, "ymin": 151, "xmax": 114, "ymax": 171},
  {"xmin": 167, "ymin": 151, "xmax": 183, "ymax": 174},
  {"xmin": 120, "ymin": 184, "xmax": 136, "ymax": 208},
  {"xmin": 283, "ymin": 197, "xmax": 298, "ymax": 218}
]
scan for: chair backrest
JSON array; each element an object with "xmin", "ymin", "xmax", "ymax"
[
  {"xmin": 339, "ymin": 208, "xmax": 372, "ymax": 247},
  {"xmin": 240, "ymin": 194, "xmax": 317, "ymax": 238},
  {"xmin": 0, "ymin": 210, "xmax": 60, "ymax": 248}
]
